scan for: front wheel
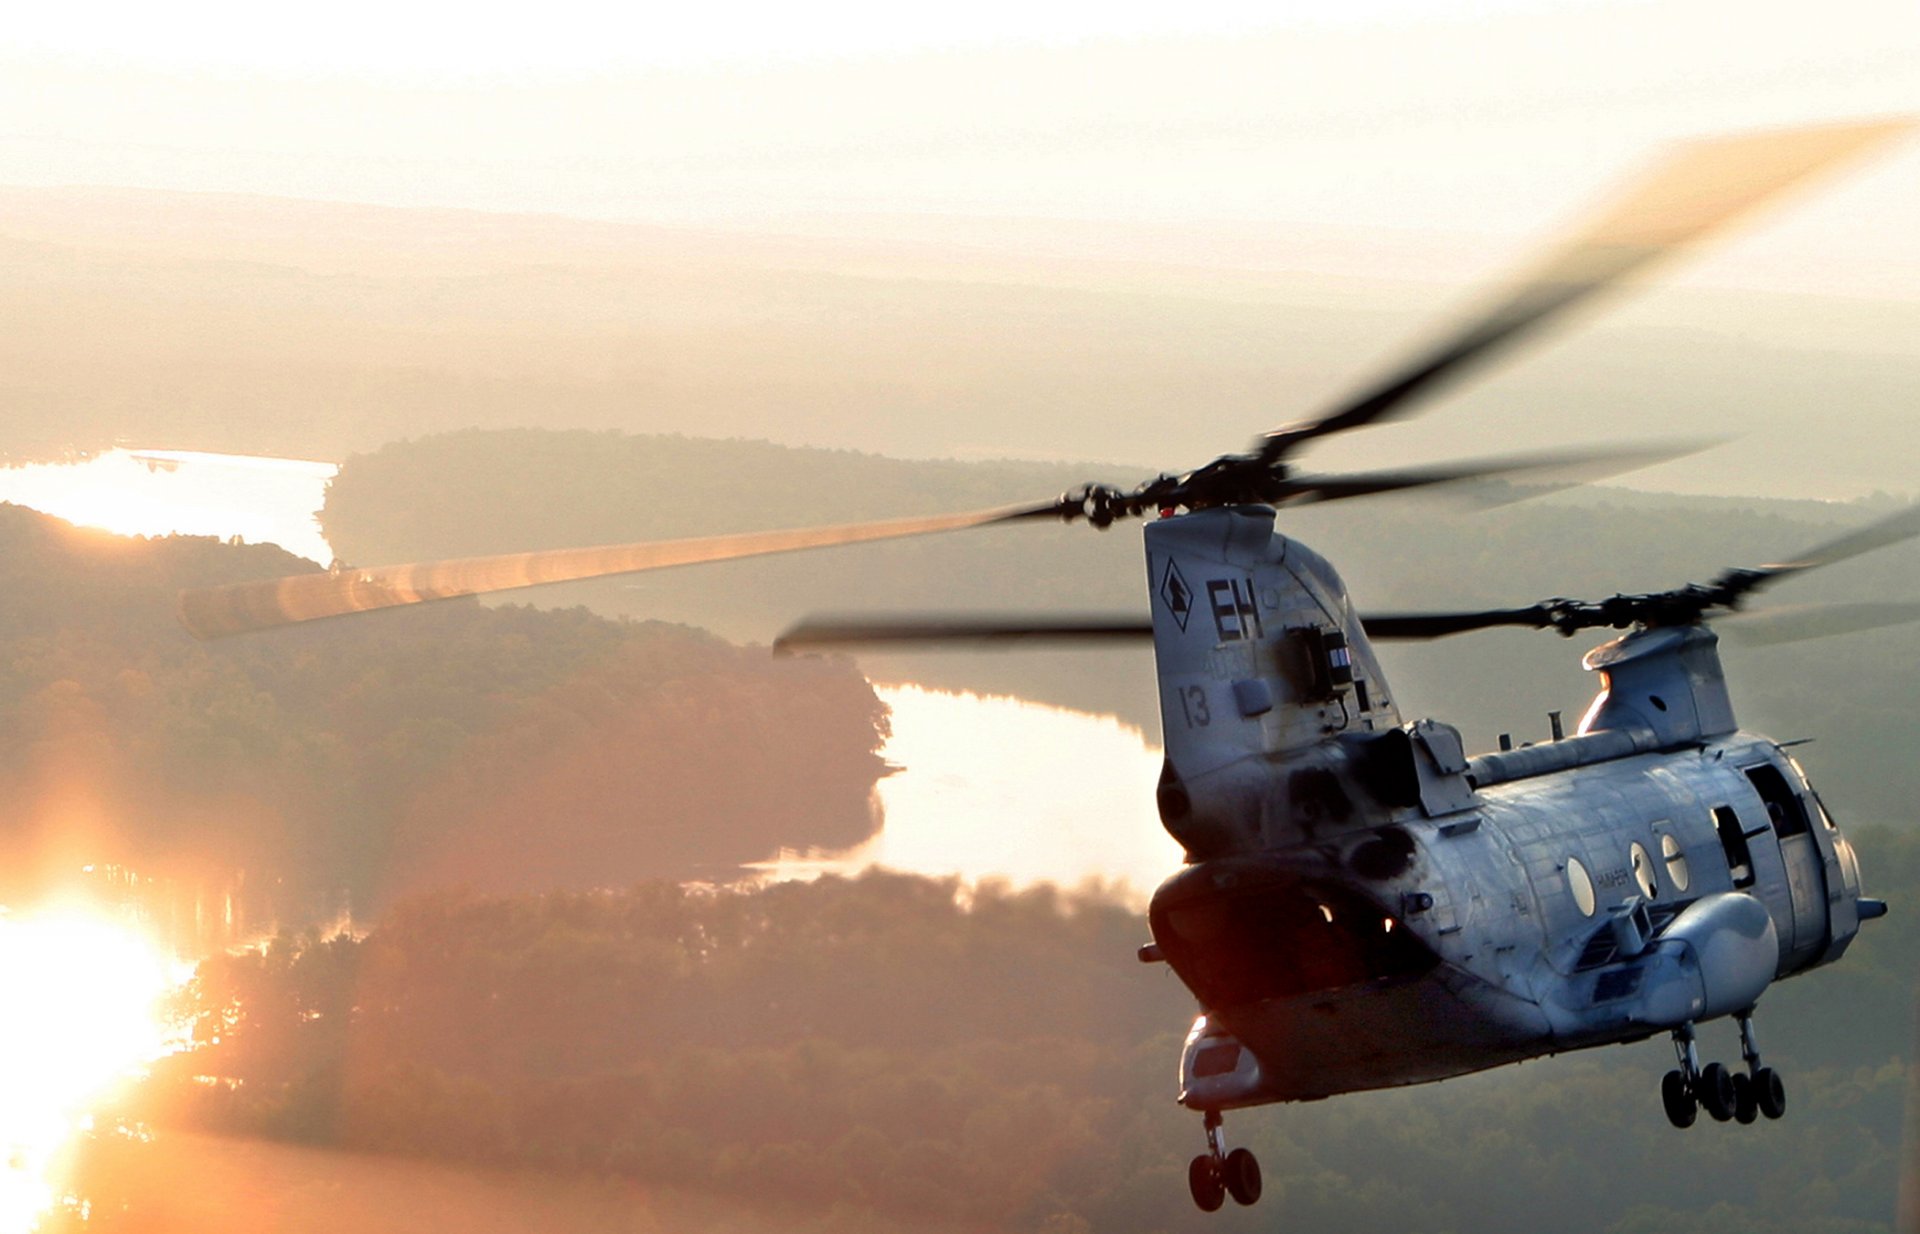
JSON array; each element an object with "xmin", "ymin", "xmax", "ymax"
[
  {"xmin": 1223, "ymin": 1147, "xmax": 1262, "ymax": 1206},
  {"xmin": 1189, "ymin": 1154, "xmax": 1225, "ymax": 1213},
  {"xmin": 1661, "ymin": 1069, "xmax": 1697, "ymax": 1128},
  {"xmin": 1754, "ymin": 1067, "xmax": 1787, "ymax": 1120}
]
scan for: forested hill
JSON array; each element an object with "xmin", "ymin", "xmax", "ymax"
[
  {"xmin": 0, "ymin": 502, "xmax": 888, "ymax": 925},
  {"xmin": 114, "ymin": 835, "xmax": 1920, "ymax": 1234},
  {"xmin": 320, "ymin": 429, "xmax": 1920, "ymax": 828}
]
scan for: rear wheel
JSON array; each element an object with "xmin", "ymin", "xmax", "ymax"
[
  {"xmin": 1732, "ymin": 1072, "xmax": 1758, "ymax": 1124},
  {"xmin": 1223, "ymin": 1147, "xmax": 1262, "ymax": 1207},
  {"xmin": 1699, "ymin": 1062, "xmax": 1736, "ymax": 1122},
  {"xmin": 1189, "ymin": 1154, "xmax": 1225, "ymax": 1212},
  {"xmin": 1661, "ymin": 1069, "xmax": 1697, "ymax": 1128}
]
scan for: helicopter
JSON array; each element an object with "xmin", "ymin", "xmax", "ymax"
[{"xmin": 175, "ymin": 118, "xmax": 1918, "ymax": 1214}]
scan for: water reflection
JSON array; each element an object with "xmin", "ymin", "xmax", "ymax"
[
  {"xmin": 0, "ymin": 449, "xmax": 336, "ymax": 565},
  {"xmin": 0, "ymin": 904, "xmax": 185, "ymax": 1234},
  {"xmin": 757, "ymin": 684, "xmax": 1180, "ymax": 904}
]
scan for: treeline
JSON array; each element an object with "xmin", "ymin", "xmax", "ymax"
[
  {"xmin": 0, "ymin": 503, "xmax": 888, "ymax": 921},
  {"xmin": 125, "ymin": 831, "xmax": 1920, "ymax": 1234},
  {"xmin": 319, "ymin": 429, "xmax": 1920, "ymax": 827}
]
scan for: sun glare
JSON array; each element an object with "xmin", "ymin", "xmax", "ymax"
[{"xmin": 0, "ymin": 904, "xmax": 186, "ymax": 1234}]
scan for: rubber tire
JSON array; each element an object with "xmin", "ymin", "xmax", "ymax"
[
  {"xmin": 1700, "ymin": 1062, "xmax": 1737, "ymax": 1122},
  {"xmin": 1732, "ymin": 1071, "xmax": 1758, "ymax": 1124},
  {"xmin": 1223, "ymin": 1147, "xmax": 1262, "ymax": 1207},
  {"xmin": 1661, "ymin": 1069, "xmax": 1697, "ymax": 1129},
  {"xmin": 1755, "ymin": 1067, "xmax": 1787, "ymax": 1120},
  {"xmin": 1189, "ymin": 1155, "xmax": 1226, "ymax": 1213}
]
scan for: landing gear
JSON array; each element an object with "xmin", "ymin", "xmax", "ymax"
[
  {"xmin": 1661, "ymin": 1014, "xmax": 1787, "ymax": 1129},
  {"xmin": 1189, "ymin": 1111, "xmax": 1262, "ymax": 1212}
]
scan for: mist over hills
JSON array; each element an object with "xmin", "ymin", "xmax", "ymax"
[{"xmin": 1, "ymin": 186, "xmax": 1914, "ymax": 501}]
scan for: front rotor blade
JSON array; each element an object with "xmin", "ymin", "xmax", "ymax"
[
  {"xmin": 1260, "ymin": 118, "xmax": 1912, "ymax": 461},
  {"xmin": 1717, "ymin": 601, "xmax": 1920, "ymax": 647},
  {"xmin": 775, "ymin": 614, "xmax": 1154, "ymax": 653},
  {"xmin": 1758, "ymin": 502, "xmax": 1920, "ymax": 578},
  {"xmin": 1281, "ymin": 441, "xmax": 1706, "ymax": 507},
  {"xmin": 178, "ymin": 501, "xmax": 1055, "ymax": 639},
  {"xmin": 776, "ymin": 607, "xmax": 1567, "ymax": 651}
]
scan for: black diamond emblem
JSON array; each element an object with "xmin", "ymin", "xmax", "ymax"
[{"xmin": 1159, "ymin": 559, "xmax": 1193, "ymax": 632}]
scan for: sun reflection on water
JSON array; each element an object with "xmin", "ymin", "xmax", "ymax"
[
  {"xmin": 0, "ymin": 448, "xmax": 337, "ymax": 565},
  {"xmin": 755, "ymin": 683, "xmax": 1181, "ymax": 904},
  {"xmin": 0, "ymin": 904, "xmax": 187, "ymax": 1234}
]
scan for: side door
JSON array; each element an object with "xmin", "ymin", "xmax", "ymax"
[{"xmin": 1743, "ymin": 763, "xmax": 1829, "ymax": 968}]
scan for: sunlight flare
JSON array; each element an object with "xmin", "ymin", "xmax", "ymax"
[{"xmin": 0, "ymin": 903, "xmax": 188, "ymax": 1234}]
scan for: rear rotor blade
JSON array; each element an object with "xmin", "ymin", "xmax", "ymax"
[
  {"xmin": 1280, "ymin": 441, "xmax": 1708, "ymax": 507},
  {"xmin": 775, "ymin": 614, "xmax": 1154, "ymax": 653},
  {"xmin": 1259, "ymin": 118, "xmax": 1912, "ymax": 462},
  {"xmin": 178, "ymin": 500, "xmax": 1055, "ymax": 639}
]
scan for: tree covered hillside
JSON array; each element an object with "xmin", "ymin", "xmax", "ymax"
[
  {"xmin": 0, "ymin": 502, "xmax": 888, "ymax": 923},
  {"xmin": 104, "ymin": 836, "xmax": 1920, "ymax": 1234}
]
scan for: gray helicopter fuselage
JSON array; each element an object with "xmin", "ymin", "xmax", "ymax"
[{"xmin": 1139, "ymin": 507, "xmax": 1872, "ymax": 1110}]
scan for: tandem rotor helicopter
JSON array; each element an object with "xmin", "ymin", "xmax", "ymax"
[{"xmin": 178, "ymin": 119, "xmax": 1918, "ymax": 1213}]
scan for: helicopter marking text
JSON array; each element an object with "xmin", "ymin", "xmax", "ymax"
[{"xmin": 1208, "ymin": 578, "xmax": 1264, "ymax": 642}]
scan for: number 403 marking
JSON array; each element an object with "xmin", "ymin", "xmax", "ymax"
[{"xmin": 1177, "ymin": 685, "xmax": 1210, "ymax": 728}]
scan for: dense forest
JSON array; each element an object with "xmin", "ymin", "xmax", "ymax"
[
  {"xmin": 319, "ymin": 429, "xmax": 1920, "ymax": 828},
  {"xmin": 71, "ymin": 826, "xmax": 1915, "ymax": 1234},
  {"xmin": 0, "ymin": 502, "xmax": 889, "ymax": 927}
]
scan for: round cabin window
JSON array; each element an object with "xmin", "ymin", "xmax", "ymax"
[
  {"xmin": 1567, "ymin": 857, "xmax": 1596, "ymax": 917},
  {"xmin": 1630, "ymin": 842, "xmax": 1658, "ymax": 899},
  {"xmin": 1661, "ymin": 834, "xmax": 1690, "ymax": 892}
]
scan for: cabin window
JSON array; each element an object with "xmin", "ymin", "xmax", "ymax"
[
  {"xmin": 1713, "ymin": 806, "xmax": 1754, "ymax": 888},
  {"xmin": 1629, "ymin": 843, "xmax": 1658, "ymax": 900},
  {"xmin": 1660, "ymin": 833, "xmax": 1690, "ymax": 892},
  {"xmin": 1567, "ymin": 857, "xmax": 1596, "ymax": 916}
]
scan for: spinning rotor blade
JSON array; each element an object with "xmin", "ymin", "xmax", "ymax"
[
  {"xmin": 1280, "ymin": 442, "xmax": 1707, "ymax": 507},
  {"xmin": 1704, "ymin": 501, "xmax": 1920, "ymax": 609},
  {"xmin": 1753, "ymin": 502, "xmax": 1920, "ymax": 581},
  {"xmin": 1354, "ymin": 608, "xmax": 1561, "ymax": 640},
  {"xmin": 775, "ymin": 608, "xmax": 1563, "ymax": 651},
  {"xmin": 177, "ymin": 501, "xmax": 1054, "ymax": 639},
  {"xmin": 1718, "ymin": 601, "xmax": 1920, "ymax": 647},
  {"xmin": 775, "ymin": 614, "xmax": 1154, "ymax": 653},
  {"xmin": 1258, "ymin": 118, "xmax": 1912, "ymax": 462}
]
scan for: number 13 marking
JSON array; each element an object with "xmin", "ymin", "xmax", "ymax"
[{"xmin": 1178, "ymin": 685, "xmax": 1210, "ymax": 728}]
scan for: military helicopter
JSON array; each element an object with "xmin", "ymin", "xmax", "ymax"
[{"xmin": 177, "ymin": 118, "xmax": 1917, "ymax": 1214}]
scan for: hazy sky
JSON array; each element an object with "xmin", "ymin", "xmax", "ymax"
[{"xmin": 5, "ymin": 0, "xmax": 1913, "ymax": 296}]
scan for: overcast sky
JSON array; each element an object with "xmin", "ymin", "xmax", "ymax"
[{"xmin": 4, "ymin": 0, "xmax": 1912, "ymax": 283}]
